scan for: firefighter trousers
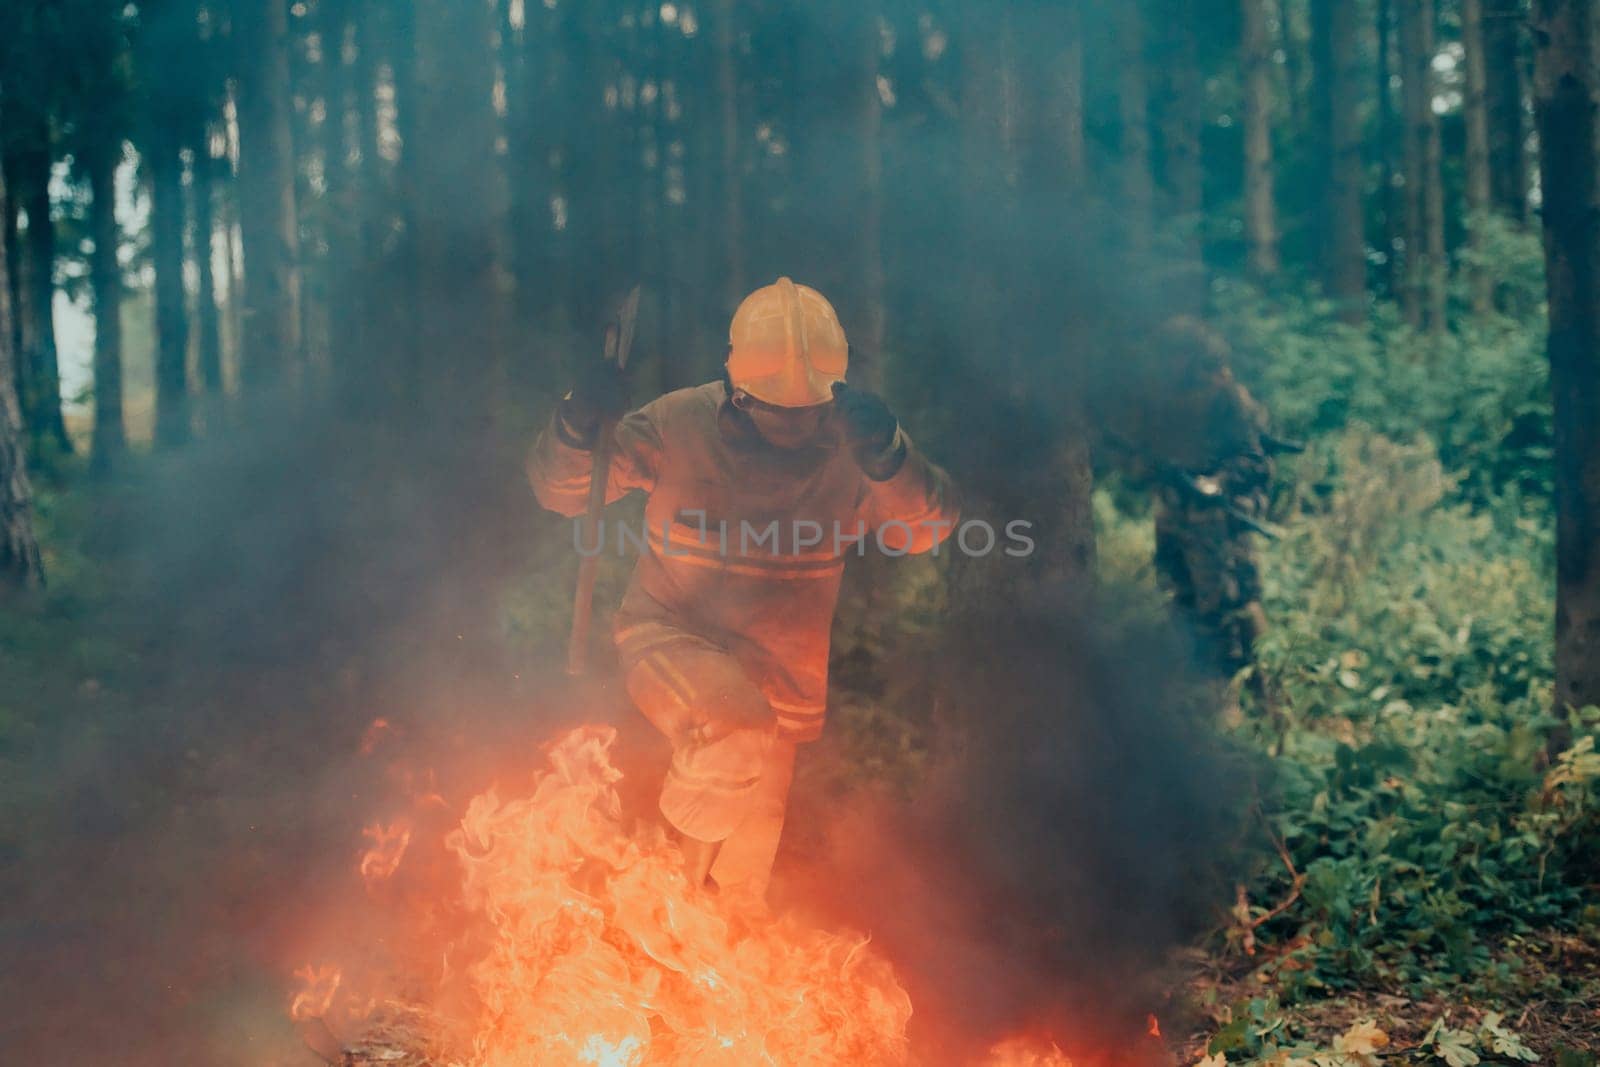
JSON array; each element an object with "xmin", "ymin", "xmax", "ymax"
[{"xmin": 620, "ymin": 627, "xmax": 799, "ymax": 899}]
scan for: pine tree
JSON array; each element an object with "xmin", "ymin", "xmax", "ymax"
[
  {"xmin": 1242, "ymin": 0, "xmax": 1281, "ymax": 277},
  {"xmin": 1485, "ymin": 0, "xmax": 1529, "ymax": 220},
  {"xmin": 1463, "ymin": 0, "xmax": 1496, "ymax": 312},
  {"xmin": 1399, "ymin": 0, "xmax": 1445, "ymax": 332},
  {"xmin": 1532, "ymin": 0, "xmax": 1600, "ymax": 733},
  {"xmin": 1313, "ymin": 0, "xmax": 1367, "ymax": 320},
  {"xmin": 0, "ymin": 89, "xmax": 43, "ymax": 591},
  {"xmin": 233, "ymin": 0, "xmax": 303, "ymax": 390}
]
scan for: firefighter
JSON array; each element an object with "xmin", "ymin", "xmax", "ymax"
[
  {"xmin": 1141, "ymin": 318, "xmax": 1279, "ymax": 684},
  {"xmin": 529, "ymin": 278, "xmax": 958, "ymax": 901}
]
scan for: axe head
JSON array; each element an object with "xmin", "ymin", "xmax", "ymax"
[{"xmin": 614, "ymin": 285, "xmax": 642, "ymax": 370}]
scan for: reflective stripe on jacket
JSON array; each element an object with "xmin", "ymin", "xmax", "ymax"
[{"xmin": 529, "ymin": 380, "xmax": 958, "ymax": 741}]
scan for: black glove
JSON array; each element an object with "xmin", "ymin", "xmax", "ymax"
[
  {"xmin": 832, "ymin": 382, "xmax": 902, "ymax": 473},
  {"xmin": 561, "ymin": 358, "xmax": 630, "ymax": 442}
]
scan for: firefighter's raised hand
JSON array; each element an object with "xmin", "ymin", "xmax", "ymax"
[
  {"xmin": 832, "ymin": 382, "xmax": 905, "ymax": 478},
  {"xmin": 561, "ymin": 358, "xmax": 630, "ymax": 442},
  {"xmin": 831, "ymin": 382, "xmax": 898, "ymax": 454}
]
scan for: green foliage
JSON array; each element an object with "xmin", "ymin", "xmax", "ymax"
[
  {"xmin": 1198, "ymin": 1010, "xmax": 1550, "ymax": 1067},
  {"xmin": 1230, "ymin": 428, "xmax": 1596, "ymax": 1005},
  {"xmin": 1214, "ymin": 261, "xmax": 1552, "ymax": 505}
]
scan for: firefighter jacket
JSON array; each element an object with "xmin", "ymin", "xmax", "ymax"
[{"xmin": 529, "ymin": 381, "xmax": 959, "ymax": 742}]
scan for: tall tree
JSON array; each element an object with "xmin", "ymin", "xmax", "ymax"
[
  {"xmin": 504, "ymin": 0, "xmax": 550, "ymax": 340},
  {"xmin": 74, "ymin": 0, "xmax": 130, "ymax": 470},
  {"xmin": 139, "ymin": 1, "xmax": 195, "ymax": 447},
  {"xmin": 186, "ymin": 1, "xmax": 228, "ymax": 406},
  {"xmin": 1485, "ymin": 0, "xmax": 1529, "ymax": 221},
  {"xmin": 151, "ymin": 141, "xmax": 190, "ymax": 448},
  {"xmin": 11, "ymin": 109, "xmax": 73, "ymax": 452},
  {"xmin": 950, "ymin": 3, "xmax": 1097, "ymax": 611},
  {"xmin": 855, "ymin": 2, "xmax": 887, "ymax": 370},
  {"xmin": 1462, "ymin": 0, "xmax": 1495, "ymax": 312},
  {"xmin": 0, "ymin": 90, "xmax": 43, "ymax": 591},
  {"xmin": 1032, "ymin": 0, "xmax": 1096, "ymax": 591},
  {"xmin": 1, "ymin": 165, "xmax": 19, "ymax": 370},
  {"xmin": 191, "ymin": 132, "xmax": 225, "ymax": 399},
  {"xmin": 1116, "ymin": 1, "xmax": 1154, "ymax": 252},
  {"xmin": 1377, "ymin": 0, "xmax": 1404, "ymax": 295},
  {"xmin": 319, "ymin": 0, "xmax": 359, "ymax": 369},
  {"xmin": 1532, "ymin": 0, "xmax": 1600, "ymax": 729},
  {"xmin": 411, "ymin": 0, "xmax": 499, "ymax": 427},
  {"xmin": 1153, "ymin": 0, "xmax": 1206, "ymax": 313},
  {"xmin": 1312, "ymin": 0, "xmax": 1366, "ymax": 320},
  {"xmin": 233, "ymin": 0, "xmax": 303, "ymax": 390},
  {"xmin": 715, "ymin": 0, "xmax": 745, "ymax": 309},
  {"xmin": 1399, "ymin": 0, "xmax": 1445, "ymax": 332},
  {"xmin": 84, "ymin": 136, "xmax": 125, "ymax": 470},
  {"xmin": 1242, "ymin": 0, "xmax": 1281, "ymax": 277}
]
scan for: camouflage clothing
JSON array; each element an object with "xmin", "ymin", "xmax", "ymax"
[
  {"xmin": 1153, "ymin": 447, "xmax": 1270, "ymax": 677},
  {"xmin": 1139, "ymin": 319, "xmax": 1275, "ymax": 679}
]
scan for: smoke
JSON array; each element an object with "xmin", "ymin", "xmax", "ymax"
[
  {"xmin": 794, "ymin": 584, "xmax": 1256, "ymax": 1064},
  {"xmin": 1, "ymin": 2, "xmax": 1270, "ymax": 1064}
]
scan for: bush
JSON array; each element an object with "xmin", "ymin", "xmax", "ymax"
[
  {"xmin": 1237, "ymin": 429, "xmax": 1593, "ymax": 997},
  {"xmin": 1213, "ymin": 274, "xmax": 1551, "ymax": 506}
]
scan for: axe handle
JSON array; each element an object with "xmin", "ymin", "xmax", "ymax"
[{"xmin": 567, "ymin": 417, "xmax": 616, "ymax": 676}]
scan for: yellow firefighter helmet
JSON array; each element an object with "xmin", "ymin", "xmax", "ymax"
[{"xmin": 726, "ymin": 277, "xmax": 848, "ymax": 407}]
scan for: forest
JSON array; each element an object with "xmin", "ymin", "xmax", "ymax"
[{"xmin": 1, "ymin": 0, "xmax": 1598, "ymax": 1064}]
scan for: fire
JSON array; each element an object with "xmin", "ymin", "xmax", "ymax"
[
  {"xmin": 358, "ymin": 820, "xmax": 412, "ymax": 889},
  {"xmin": 289, "ymin": 963, "xmax": 342, "ymax": 1022},
  {"xmin": 985, "ymin": 1036, "xmax": 1074, "ymax": 1066},
  {"xmin": 296, "ymin": 725, "xmax": 914, "ymax": 1064}
]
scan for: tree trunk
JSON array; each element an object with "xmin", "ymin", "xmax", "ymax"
[
  {"xmin": 14, "ymin": 128, "xmax": 71, "ymax": 453},
  {"xmin": 1377, "ymin": 0, "xmax": 1404, "ymax": 296},
  {"xmin": 949, "ymin": 4, "xmax": 1097, "ymax": 613},
  {"xmin": 85, "ymin": 139, "xmax": 125, "ymax": 472},
  {"xmin": 857, "ymin": 2, "xmax": 887, "ymax": 376},
  {"xmin": 1400, "ymin": 0, "xmax": 1446, "ymax": 332},
  {"xmin": 192, "ymin": 138, "xmax": 225, "ymax": 398},
  {"xmin": 1117, "ymin": 1, "xmax": 1153, "ymax": 253},
  {"xmin": 1057, "ymin": 0, "xmax": 1088, "ymax": 197},
  {"xmin": 411, "ymin": 0, "xmax": 499, "ymax": 430},
  {"xmin": 221, "ymin": 128, "xmax": 247, "ymax": 388},
  {"xmin": 716, "ymin": 0, "xmax": 744, "ymax": 309},
  {"xmin": 1242, "ymin": 0, "xmax": 1281, "ymax": 278},
  {"xmin": 1463, "ymin": 0, "xmax": 1496, "ymax": 313},
  {"xmin": 0, "ymin": 93, "xmax": 43, "ymax": 592},
  {"xmin": 389, "ymin": 0, "xmax": 424, "ymax": 401},
  {"xmin": 1155, "ymin": 0, "xmax": 1206, "ymax": 313},
  {"xmin": 1279, "ymin": 0, "xmax": 1306, "ymax": 131},
  {"xmin": 1532, "ymin": 0, "xmax": 1600, "ymax": 728},
  {"xmin": 233, "ymin": 0, "xmax": 304, "ymax": 391},
  {"xmin": 504, "ymin": 0, "xmax": 547, "ymax": 336},
  {"xmin": 1052, "ymin": 4, "xmax": 1097, "ymax": 596},
  {"xmin": 1486, "ymin": 0, "xmax": 1530, "ymax": 221},
  {"xmin": 2, "ymin": 172, "xmax": 21, "ymax": 376},
  {"xmin": 1312, "ymin": 0, "xmax": 1367, "ymax": 320},
  {"xmin": 319, "ymin": 0, "xmax": 351, "ymax": 367},
  {"xmin": 149, "ymin": 136, "xmax": 191, "ymax": 448}
]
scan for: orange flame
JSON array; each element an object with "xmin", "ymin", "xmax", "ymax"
[
  {"xmin": 358, "ymin": 820, "xmax": 412, "ymax": 889},
  {"xmin": 359, "ymin": 717, "xmax": 393, "ymax": 756},
  {"xmin": 986, "ymin": 1035, "xmax": 1074, "ymax": 1066},
  {"xmin": 447, "ymin": 725, "xmax": 912, "ymax": 1065},
  {"xmin": 298, "ymin": 725, "xmax": 916, "ymax": 1064},
  {"xmin": 289, "ymin": 963, "xmax": 342, "ymax": 1021}
]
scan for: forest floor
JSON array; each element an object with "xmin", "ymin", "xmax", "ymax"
[{"xmin": 1169, "ymin": 935, "xmax": 1600, "ymax": 1063}]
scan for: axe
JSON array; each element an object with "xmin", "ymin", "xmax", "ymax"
[{"xmin": 567, "ymin": 285, "xmax": 641, "ymax": 676}]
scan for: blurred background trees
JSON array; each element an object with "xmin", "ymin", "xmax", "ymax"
[{"xmin": 0, "ymin": 0, "xmax": 1593, "ymax": 717}]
